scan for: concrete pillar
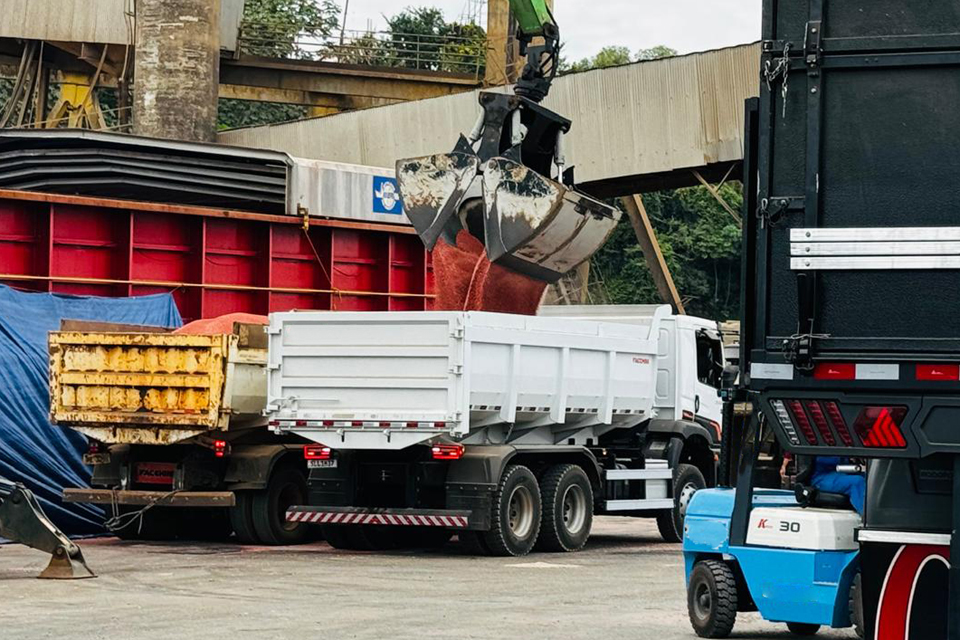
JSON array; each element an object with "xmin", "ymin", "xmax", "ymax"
[{"xmin": 134, "ymin": 0, "xmax": 220, "ymax": 142}]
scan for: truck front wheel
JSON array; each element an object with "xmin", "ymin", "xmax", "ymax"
[
  {"xmin": 536, "ymin": 464, "xmax": 593, "ymax": 552},
  {"xmin": 483, "ymin": 464, "xmax": 541, "ymax": 557},
  {"xmin": 657, "ymin": 463, "xmax": 705, "ymax": 543},
  {"xmin": 251, "ymin": 467, "xmax": 309, "ymax": 545}
]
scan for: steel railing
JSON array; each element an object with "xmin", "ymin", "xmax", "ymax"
[{"xmin": 237, "ymin": 25, "xmax": 487, "ymax": 78}]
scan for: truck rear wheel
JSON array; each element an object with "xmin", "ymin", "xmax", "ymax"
[
  {"xmin": 229, "ymin": 491, "xmax": 259, "ymax": 544},
  {"xmin": 657, "ymin": 463, "xmax": 705, "ymax": 543},
  {"xmin": 251, "ymin": 467, "xmax": 309, "ymax": 545},
  {"xmin": 688, "ymin": 559, "xmax": 738, "ymax": 638},
  {"xmin": 482, "ymin": 464, "xmax": 541, "ymax": 557},
  {"xmin": 536, "ymin": 464, "xmax": 593, "ymax": 552}
]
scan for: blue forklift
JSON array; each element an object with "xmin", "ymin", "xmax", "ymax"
[{"xmin": 682, "ymin": 101, "xmax": 862, "ymax": 638}]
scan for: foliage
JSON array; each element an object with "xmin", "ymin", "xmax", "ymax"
[
  {"xmin": 594, "ymin": 185, "xmax": 743, "ymax": 320},
  {"xmin": 218, "ymin": 100, "xmax": 306, "ymax": 130},
  {"xmin": 562, "ymin": 44, "xmax": 677, "ymax": 73},
  {"xmin": 342, "ymin": 7, "xmax": 486, "ymax": 74},
  {"xmin": 240, "ymin": 0, "xmax": 341, "ymax": 59}
]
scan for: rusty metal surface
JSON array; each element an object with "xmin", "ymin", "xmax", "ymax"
[
  {"xmin": 62, "ymin": 488, "xmax": 236, "ymax": 507},
  {"xmin": 397, "ymin": 152, "xmax": 480, "ymax": 249},
  {"xmin": 220, "ymin": 44, "xmax": 761, "ymax": 192},
  {"xmin": 70, "ymin": 426, "xmax": 209, "ymax": 445},
  {"xmin": 49, "ymin": 332, "xmax": 231, "ymax": 431}
]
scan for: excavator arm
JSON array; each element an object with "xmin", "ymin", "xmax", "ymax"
[{"xmin": 0, "ymin": 477, "xmax": 95, "ymax": 579}]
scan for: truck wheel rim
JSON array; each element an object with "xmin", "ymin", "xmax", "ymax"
[
  {"xmin": 507, "ymin": 485, "xmax": 534, "ymax": 538},
  {"xmin": 693, "ymin": 580, "xmax": 712, "ymax": 619},
  {"xmin": 561, "ymin": 484, "xmax": 587, "ymax": 535},
  {"xmin": 678, "ymin": 482, "xmax": 699, "ymax": 521}
]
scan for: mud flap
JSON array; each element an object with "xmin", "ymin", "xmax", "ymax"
[
  {"xmin": 396, "ymin": 150, "xmax": 481, "ymax": 250},
  {"xmin": 481, "ymin": 157, "xmax": 621, "ymax": 282}
]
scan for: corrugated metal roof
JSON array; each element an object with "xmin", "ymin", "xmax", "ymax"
[
  {"xmin": 0, "ymin": 0, "xmax": 244, "ymax": 50},
  {"xmin": 219, "ymin": 44, "xmax": 761, "ymax": 189}
]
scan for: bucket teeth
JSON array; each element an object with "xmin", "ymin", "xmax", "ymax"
[
  {"xmin": 396, "ymin": 152, "xmax": 480, "ymax": 250},
  {"xmin": 481, "ymin": 157, "xmax": 621, "ymax": 283}
]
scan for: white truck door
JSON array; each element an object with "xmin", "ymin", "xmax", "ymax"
[{"xmin": 678, "ymin": 321, "xmax": 724, "ymax": 442}]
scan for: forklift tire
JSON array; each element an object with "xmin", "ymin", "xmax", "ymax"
[
  {"xmin": 322, "ymin": 525, "xmax": 372, "ymax": 551},
  {"xmin": 786, "ymin": 623, "xmax": 820, "ymax": 636},
  {"xmin": 657, "ymin": 464, "xmax": 706, "ymax": 543},
  {"xmin": 482, "ymin": 464, "xmax": 541, "ymax": 557},
  {"xmin": 251, "ymin": 467, "xmax": 309, "ymax": 546},
  {"xmin": 850, "ymin": 572, "xmax": 864, "ymax": 639},
  {"xmin": 229, "ymin": 491, "xmax": 260, "ymax": 544},
  {"xmin": 536, "ymin": 464, "xmax": 593, "ymax": 552},
  {"xmin": 688, "ymin": 559, "xmax": 738, "ymax": 638}
]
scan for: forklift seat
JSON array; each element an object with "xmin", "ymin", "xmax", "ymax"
[{"xmin": 794, "ymin": 483, "xmax": 855, "ymax": 511}]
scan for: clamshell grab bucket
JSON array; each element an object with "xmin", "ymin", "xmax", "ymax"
[
  {"xmin": 396, "ymin": 152, "xmax": 480, "ymax": 250},
  {"xmin": 481, "ymin": 157, "xmax": 621, "ymax": 282}
]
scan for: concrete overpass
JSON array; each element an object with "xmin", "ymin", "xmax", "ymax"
[{"xmin": 219, "ymin": 44, "xmax": 761, "ymax": 197}]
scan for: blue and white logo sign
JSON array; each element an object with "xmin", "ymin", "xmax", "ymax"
[{"xmin": 373, "ymin": 176, "xmax": 403, "ymax": 215}]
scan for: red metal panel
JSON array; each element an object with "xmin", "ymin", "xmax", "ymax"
[
  {"xmin": 0, "ymin": 191, "xmax": 433, "ymax": 320},
  {"xmin": 0, "ymin": 199, "xmax": 44, "ymax": 291}
]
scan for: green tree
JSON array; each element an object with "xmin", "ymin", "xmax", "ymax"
[
  {"xmin": 381, "ymin": 7, "xmax": 485, "ymax": 74},
  {"xmin": 562, "ymin": 44, "xmax": 676, "ymax": 73},
  {"xmin": 221, "ymin": 0, "xmax": 341, "ymax": 129}
]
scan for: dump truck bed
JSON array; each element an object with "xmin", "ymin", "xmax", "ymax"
[
  {"xmin": 49, "ymin": 329, "xmax": 266, "ymax": 444},
  {"xmin": 267, "ymin": 311, "xmax": 662, "ymax": 450}
]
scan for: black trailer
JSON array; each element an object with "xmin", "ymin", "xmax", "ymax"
[{"xmin": 736, "ymin": 2, "xmax": 960, "ymax": 639}]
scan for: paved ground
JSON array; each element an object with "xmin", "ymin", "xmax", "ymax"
[{"xmin": 3, "ymin": 517, "xmax": 855, "ymax": 640}]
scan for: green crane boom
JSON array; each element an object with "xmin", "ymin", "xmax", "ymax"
[{"xmin": 509, "ymin": 0, "xmax": 555, "ymax": 38}]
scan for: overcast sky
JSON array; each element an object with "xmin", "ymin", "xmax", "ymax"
[{"xmin": 341, "ymin": 1, "xmax": 762, "ymax": 61}]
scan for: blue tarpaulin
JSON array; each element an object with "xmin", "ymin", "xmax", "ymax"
[{"xmin": 0, "ymin": 285, "xmax": 181, "ymax": 535}]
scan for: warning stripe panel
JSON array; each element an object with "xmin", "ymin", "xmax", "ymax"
[{"xmin": 286, "ymin": 510, "xmax": 468, "ymax": 528}]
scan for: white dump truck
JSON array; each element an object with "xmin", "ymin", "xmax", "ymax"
[{"xmin": 267, "ymin": 306, "xmax": 724, "ymax": 555}]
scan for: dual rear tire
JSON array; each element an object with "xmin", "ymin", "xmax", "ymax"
[
  {"xmin": 230, "ymin": 466, "xmax": 309, "ymax": 545},
  {"xmin": 466, "ymin": 463, "xmax": 594, "ymax": 557}
]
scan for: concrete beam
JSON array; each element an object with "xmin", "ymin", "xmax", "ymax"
[
  {"xmin": 218, "ymin": 84, "xmax": 398, "ymax": 109},
  {"xmin": 220, "ymin": 55, "xmax": 479, "ymax": 102}
]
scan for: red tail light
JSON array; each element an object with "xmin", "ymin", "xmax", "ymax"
[
  {"xmin": 853, "ymin": 407, "xmax": 908, "ymax": 448},
  {"xmin": 351, "ymin": 421, "xmax": 364, "ymax": 427},
  {"xmin": 87, "ymin": 440, "xmax": 103, "ymax": 455},
  {"xmin": 295, "ymin": 420, "xmax": 307, "ymax": 427},
  {"xmin": 824, "ymin": 401, "xmax": 854, "ymax": 447},
  {"xmin": 804, "ymin": 400, "xmax": 836, "ymax": 446},
  {"xmin": 916, "ymin": 364, "xmax": 960, "ymax": 381},
  {"xmin": 322, "ymin": 420, "xmax": 335, "ymax": 427},
  {"xmin": 814, "ymin": 363, "xmax": 856, "ymax": 380},
  {"xmin": 431, "ymin": 444, "xmax": 464, "ymax": 460},
  {"xmin": 214, "ymin": 439, "xmax": 228, "ymax": 458},
  {"xmin": 787, "ymin": 400, "xmax": 818, "ymax": 445},
  {"xmin": 304, "ymin": 445, "xmax": 332, "ymax": 460},
  {"xmin": 268, "ymin": 420, "xmax": 279, "ymax": 427}
]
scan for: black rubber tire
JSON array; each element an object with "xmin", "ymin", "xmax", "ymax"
[
  {"xmin": 850, "ymin": 572, "xmax": 864, "ymax": 639},
  {"xmin": 536, "ymin": 464, "xmax": 593, "ymax": 552},
  {"xmin": 111, "ymin": 506, "xmax": 178, "ymax": 541},
  {"xmin": 658, "ymin": 463, "xmax": 707, "ymax": 543},
  {"xmin": 251, "ymin": 467, "xmax": 309, "ymax": 546},
  {"xmin": 229, "ymin": 491, "xmax": 260, "ymax": 544},
  {"xmin": 688, "ymin": 559, "xmax": 738, "ymax": 638},
  {"xmin": 786, "ymin": 622, "xmax": 821, "ymax": 636},
  {"xmin": 482, "ymin": 464, "xmax": 541, "ymax": 557},
  {"xmin": 322, "ymin": 524, "xmax": 372, "ymax": 550},
  {"xmin": 458, "ymin": 531, "xmax": 492, "ymax": 555}
]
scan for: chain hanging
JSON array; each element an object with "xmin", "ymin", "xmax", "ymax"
[{"xmin": 763, "ymin": 42, "xmax": 792, "ymax": 119}]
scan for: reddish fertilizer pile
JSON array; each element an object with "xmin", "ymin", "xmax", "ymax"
[
  {"xmin": 173, "ymin": 313, "xmax": 268, "ymax": 335},
  {"xmin": 432, "ymin": 230, "xmax": 547, "ymax": 314}
]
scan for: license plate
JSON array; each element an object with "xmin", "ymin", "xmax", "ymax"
[
  {"xmin": 83, "ymin": 453, "xmax": 111, "ymax": 466},
  {"xmin": 307, "ymin": 459, "xmax": 338, "ymax": 469},
  {"xmin": 135, "ymin": 462, "xmax": 177, "ymax": 485}
]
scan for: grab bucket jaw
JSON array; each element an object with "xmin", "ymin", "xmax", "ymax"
[
  {"xmin": 481, "ymin": 157, "xmax": 621, "ymax": 283},
  {"xmin": 395, "ymin": 151, "xmax": 480, "ymax": 250}
]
